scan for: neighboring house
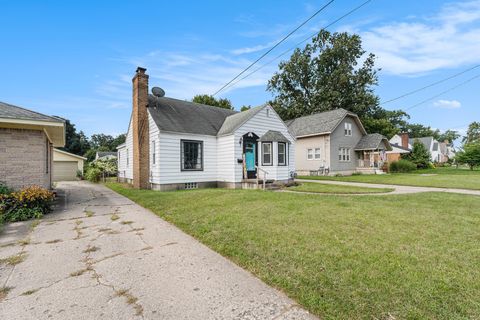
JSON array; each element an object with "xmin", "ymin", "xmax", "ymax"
[
  {"xmin": 95, "ymin": 151, "xmax": 117, "ymax": 161},
  {"xmin": 286, "ymin": 108, "xmax": 391, "ymax": 176},
  {"xmin": 117, "ymin": 67, "xmax": 295, "ymax": 190},
  {"xmin": 439, "ymin": 141, "xmax": 455, "ymax": 162},
  {"xmin": 53, "ymin": 148, "xmax": 86, "ymax": 181},
  {"xmin": 389, "ymin": 133, "xmax": 449, "ymax": 163},
  {"xmin": 0, "ymin": 101, "xmax": 65, "ymax": 189},
  {"xmin": 387, "ymin": 132, "xmax": 411, "ymax": 162}
]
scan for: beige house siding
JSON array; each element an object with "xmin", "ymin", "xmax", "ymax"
[
  {"xmin": 294, "ymin": 134, "xmax": 330, "ymax": 175},
  {"xmin": 0, "ymin": 128, "xmax": 52, "ymax": 190}
]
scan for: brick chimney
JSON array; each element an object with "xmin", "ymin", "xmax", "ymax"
[
  {"xmin": 400, "ymin": 132, "xmax": 409, "ymax": 149},
  {"xmin": 132, "ymin": 67, "xmax": 150, "ymax": 189}
]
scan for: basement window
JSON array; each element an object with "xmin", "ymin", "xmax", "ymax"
[{"xmin": 185, "ymin": 182, "xmax": 198, "ymax": 189}]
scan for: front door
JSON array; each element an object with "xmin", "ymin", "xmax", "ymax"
[{"xmin": 245, "ymin": 142, "xmax": 256, "ymax": 178}]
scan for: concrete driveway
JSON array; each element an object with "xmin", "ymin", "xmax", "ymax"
[{"xmin": 0, "ymin": 181, "xmax": 316, "ymax": 320}]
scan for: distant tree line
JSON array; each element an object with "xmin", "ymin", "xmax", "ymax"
[{"xmin": 59, "ymin": 119, "xmax": 125, "ymax": 162}]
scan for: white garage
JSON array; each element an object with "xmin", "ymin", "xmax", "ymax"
[{"xmin": 53, "ymin": 149, "xmax": 87, "ymax": 181}]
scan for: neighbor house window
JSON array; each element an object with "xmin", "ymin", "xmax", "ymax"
[
  {"xmin": 262, "ymin": 142, "xmax": 272, "ymax": 165},
  {"xmin": 181, "ymin": 140, "xmax": 203, "ymax": 171},
  {"xmin": 307, "ymin": 149, "xmax": 313, "ymax": 160},
  {"xmin": 338, "ymin": 147, "xmax": 351, "ymax": 162},
  {"xmin": 152, "ymin": 140, "xmax": 156, "ymax": 165},
  {"xmin": 314, "ymin": 148, "xmax": 321, "ymax": 160},
  {"xmin": 344, "ymin": 122, "xmax": 352, "ymax": 136},
  {"xmin": 278, "ymin": 142, "xmax": 287, "ymax": 166},
  {"xmin": 126, "ymin": 149, "xmax": 129, "ymax": 167}
]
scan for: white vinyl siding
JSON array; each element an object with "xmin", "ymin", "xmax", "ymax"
[
  {"xmin": 155, "ymin": 131, "xmax": 217, "ymax": 184},
  {"xmin": 148, "ymin": 112, "xmax": 160, "ymax": 183},
  {"xmin": 216, "ymin": 134, "xmax": 236, "ymax": 182},
  {"xmin": 117, "ymin": 117, "xmax": 133, "ymax": 180}
]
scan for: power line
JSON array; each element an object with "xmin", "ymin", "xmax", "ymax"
[
  {"xmin": 381, "ymin": 64, "xmax": 480, "ymax": 106},
  {"xmin": 221, "ymin": 0, "xmax": 373, "ymax": 93},
  {"xmin": 405, "ymin": 73, "xmax": 480, "ymax": 111},
  {"xmin": 212, "ymin": 0, "xmax": 335, "ymax": 96}
]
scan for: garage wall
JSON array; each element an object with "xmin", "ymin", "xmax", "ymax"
[{"xmin": 53, "ymin": 151, "xmax": 84, "ymax": 172}]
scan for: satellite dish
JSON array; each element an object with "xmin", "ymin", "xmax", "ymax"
[{"xmin": 152, "ymin": 87, "xmax": 165, "ymax": 97}]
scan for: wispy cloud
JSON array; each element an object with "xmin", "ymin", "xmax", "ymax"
[
  {"xmin": 101, "ymin": 50, "xmax": 277, "ymax": 103},
  {"xmin": 353, "ymin": 0, "xmax": 480, "ymax": 76},
  {"xmin": 433, "ymin": 99, "xmax": 462, "ymax": 109}
]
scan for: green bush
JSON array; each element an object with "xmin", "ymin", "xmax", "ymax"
[
  {"xmin": 0, "ymin": 185, "xmax": 54, "ymax": 223},
  {"xmin": 85, "ymin": 166, "xmax": 102, "ymax": 182},
  {"xmin": 0, "ymin": 183, "xmax": 12, "ymax": 195},
  {"xmin": 389, "ymin": 159, "xmax": 417, "ymax": 173}
]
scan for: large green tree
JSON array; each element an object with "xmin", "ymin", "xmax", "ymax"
[
  {"xmin": 192, "ymin": 94, "xmax": 234, "ymax": 110},
  {"xmin": 438, "ymin": 130, "xmax": 460, "ymax": 144},
  {"xmin": 267, "ymin": 30, "xmax": 405, "ymax": 137},
  {"xmin": 59, "ymin": 119, "xmax": 91, "ymax": 156},
  {"xmin": 462, "ymin": 122, "xmax": 480, "ymax": 144},
  {"xmin": 456, "ymin": 142, "xmax": 480, "ymax": 170}
]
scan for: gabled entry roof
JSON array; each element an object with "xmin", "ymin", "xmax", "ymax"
[{"xmin": 258, "ymin": 130, "xmax": 290, "ymax": 142}]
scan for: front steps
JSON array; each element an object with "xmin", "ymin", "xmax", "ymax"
[{"xmin": 241, "ymin": 179, "xmax": 280, "ymax": 190}]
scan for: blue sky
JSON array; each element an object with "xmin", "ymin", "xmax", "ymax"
[{"xmin": 1, "ymin": 0, "xmax": 479, "ymax": 139}]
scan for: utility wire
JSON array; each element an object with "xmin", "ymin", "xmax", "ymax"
[
  {"xmin": 212, "ymin": 0, "xmax": 335, "ymax": 96},
  {"xmin": 381, "ymin": 64, "xmax": 480, "ymax": 105},
  {"xmin": 405, "ymin": 73, "xmax": 480, "ymax": 111},
  {"xmin": 221, "ymin": 0, "xmax": 373, "ymax": 93}
]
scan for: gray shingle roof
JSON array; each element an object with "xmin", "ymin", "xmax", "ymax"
[
  {"xmin": 258, "ymin": 130, "xmax": 290, "ymax": 142},
  {"xmin": 97, "ymin": 151, "xmax": 117, "ymax": 158},
  {"xmin": 217, "ymin": 105, "xmax": 265, "ymax": 136},
  {"xmin": 148, "ymin": 95, "xmax": 237, "ymax": 136},
  {"xmin": 355, "ymin": 133, "xmax": 391, "ymax": 151},
  {"xmin": 0, "ymin": 101, "xmax": 63, "ymax": 123},
  {"xmin": 409, "ymin": 137, "xmax": 433, "ymax": 151},
  {"xmin": 286, "ymin": 108, "xmax": 366, "ymax": 137}
]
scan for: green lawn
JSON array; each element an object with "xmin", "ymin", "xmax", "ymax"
[
  {"xmin": 106, "ymin": 182, "xmax": 480, "ymax": 319},
  {"xmin": 299, "ymin": 167, "xmax": 480, "ymax": 190},
  {"xmin": 287, "ymin": 182, "xmax": 393, "ymax": 194}
]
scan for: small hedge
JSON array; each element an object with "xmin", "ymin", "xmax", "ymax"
[
  {"xmin": 389, "ymin": 159, "xmax": 417, "ymax": 173},
  {"xmin": 0, "ymin": 185, "xmax": 55, "ymax": 223}
]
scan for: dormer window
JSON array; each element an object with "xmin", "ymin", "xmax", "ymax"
[{"xmin": 344, "ymin": 122, "xmax": 352, "ymax": 136}]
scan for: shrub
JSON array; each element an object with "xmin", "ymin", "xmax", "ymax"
[
  {"xmin": 76, "ymin": 169, "xmax": 84, "ymax": 180},
  {"xmin": 0, "ymin": 185, "xmax": 54, "ymax": 223},
  {"xmin": 85, "ymin": 166, "xmax": 102, "ymax": 182},
  {"xmin": 389, "ymin": 159, "xmax": 416, "ymax": 173},
  {"xmin": 0, "ymin": 183, "xmax": 11, "ymax": 195},
  {"xmin": 402, "ymin": 140, "xmax": 431, "ymax": 168}
]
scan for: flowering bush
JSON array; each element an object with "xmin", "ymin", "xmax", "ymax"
[{"xmin": 0, "ymin": 185, "xmax": 55, "ymax": 222}]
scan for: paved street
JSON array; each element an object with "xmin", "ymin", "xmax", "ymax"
[{"xmin": 0, "ymin": 181, "xmax": 316, "ymax": 320}]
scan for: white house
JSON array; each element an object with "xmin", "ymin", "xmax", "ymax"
[
  {"xmin": 117, "ymin": 67, "xmax": 295, "ymax": 191},
  {"xmin": 389, "ymin": 134, "xmax": 445, "ymax": 163}
]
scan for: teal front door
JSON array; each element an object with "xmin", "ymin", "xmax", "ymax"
[{"xmin": 245, "ymin": 142, "xmax": 256, "ymax": 178}]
